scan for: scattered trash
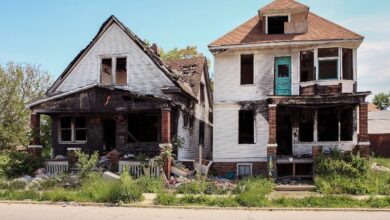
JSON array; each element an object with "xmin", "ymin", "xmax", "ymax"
[
  {"xmin": 371, "ymin": 163, "xmax": 390, "ymax": 172},
  {"xmin": 102, "ymin": 171, "xmax": 120, "ymax": 181},
  {"xmin": 54, "ymin": 155, "xmax": 67, "ymax": 160}
]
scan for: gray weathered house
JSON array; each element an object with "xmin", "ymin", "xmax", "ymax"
[{"xmin": 28, "ymin": 16, "xmax": 213, "ymax": 170}]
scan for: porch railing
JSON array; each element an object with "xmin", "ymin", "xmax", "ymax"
[
  {"xmin": 118, "ymin": 160, "xmax": 160, "ymax": 178},
  {"xmin": 45, "ymin": 160, "xmax": 69, "ymax": 175}
]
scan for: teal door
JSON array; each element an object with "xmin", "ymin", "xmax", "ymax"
[{"xmin": 275, "ymin": 56, "xmax": 291, "ymax": 96}]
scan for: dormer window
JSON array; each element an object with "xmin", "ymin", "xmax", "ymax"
[
  {"xmin": 267, "ymin": 16, "xmax": 289, "ymax": 34},
  {"xmin": 100, "ymin": 57, "xmax": 127, "ymax": 85}
]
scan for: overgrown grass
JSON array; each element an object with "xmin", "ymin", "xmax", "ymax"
[
  {"xmin": 134, "ymin": 176, "xmax": 164, "ymax": 193},
  {"xmin": 176, "ymin": 179, "xmax": 227, "ymax": 195},
  {"xmin": 234, "ymin": 177, "xmax": 274, "ymax": 207},
  {"xmin": 315, "ymin": 152, "xmax": 390, "ymax": 195}
]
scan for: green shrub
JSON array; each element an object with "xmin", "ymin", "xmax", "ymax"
[
  {"xmin": 112, "ymin": 171, "xmax": 143, "ymax": 203},
  {"xmin": 75, "ymin": 150, "xmax": 100, "ymax": 179},
  {"xmin": 155, "ymin": 192, "xmax": 178, "ymax": 205},
  {"xmin": 177, "ymin": 180, "xmax": 227, "ymax": 195},
  {"xmin": 0, "ymin": 151, "xmax": 44, "ymax": 178},
  {"xmin": 0, "ymin": 178, "xmax": 8, "ymax": 189},
  {"xmin": 8, "ymin": 179, "xmax": 27, "ymax": 190},
  {"xmin": 234, "ymin": 177, "xmax": 274, "ymax": 207},
  {"xmin": 315, "ymin": 152, "xmax": 368, "ymax": 178},
  {"xmin": 134, "ymin": 176, "xmax": 164, "ymax": 193}
]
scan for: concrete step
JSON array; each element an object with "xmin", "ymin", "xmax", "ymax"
[{"xmin": 275, "ymin": 184, "xmax": 317, "ymax": 191}]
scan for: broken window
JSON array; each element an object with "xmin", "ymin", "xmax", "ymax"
[
  {"xmin": 60, "ymin": 117, "xmax": 72, "ymax": 142},
  {"xmin": 199, "ymin": 121, "xmax": 205, "ymax": 146},
  {"xmin": 128, "ymin": 113, "xmax": 159, "ymax": 142},
  {"xmin": 240, "ymin": 54, "xmax": 254, "ymax": 85},
  {"xmin": 318, "ymin": 108, "xmax": 339, "ymax": 141},
  {"xmin": 340, "ymin": 107, "xmax": 353, "ymax": 141},
  {"xmin": 267, "ymin": 16, "xmax": 288, "ymax": 34},
  {"xmin": 239, "ymin": 110, "xmax": 255, "ymax": 144},
  {"xmin": 75, "ymin": 117, "xmax": 87, "ymax": 141},
  {"xmin": 318, "ymin": 48, "xmax": 339, "ymax": 80},
  {"xmin": 342, "ymin": 48, "xmax": 353, "ymax": 80},
  {"xmin": 300, "ymin": 50, "xmax": 314, "ymax": 82},
  {"xmin": 60, "ymin": 117, "xmax": 87, "ymax": 142},
  {"xmin": 200, "ymin": 83, "xmax": 205, "ymax": 104},
  {"xmin": 116, "ymin": 57, "xmax": 127, "ymax": 84},
  {"xmin": 237, "ymin": 164, "xmax": 252, "ymax": 179},
  {"xmin": 299, "ymin": 109, "xmax": 314, "ymax": 142},
  {"xmin": 101, "ymin": 58, "xmax": 113, "ymax": 85}
]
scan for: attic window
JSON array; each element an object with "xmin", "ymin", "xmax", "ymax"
[
  {"xmin": 116, "ymin": 57, "xmax": 127, "ymax": 84},
  {"xmin": 101, "ymin": 58, "xmax": 113, "ymax": 85},
  {"xmin": 267, "ymin": 16, "xmax": 288, "ymax": 34},
  {"xmin": 100, "ymin": 57, "xmax": 127, "ymax": 85}
]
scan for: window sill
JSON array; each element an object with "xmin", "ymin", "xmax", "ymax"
[
  {"xmin": 239, "ymin": 84, "xmax": 255, "ymax": 87},
  {"xmin": 59, "ymin": 141, "xmax": 87, "ymax": 145}
]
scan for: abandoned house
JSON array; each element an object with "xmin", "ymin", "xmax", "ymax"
[
  {"xmin": 27, "ymin": 15, "xmax": 213, "ymax": 173},
  {"xmin": 209, "ymin": 0, "xmax": 370, "ymax": 179}
]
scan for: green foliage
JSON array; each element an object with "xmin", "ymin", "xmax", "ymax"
[
  {"xmin": 0, "ymin": 62, "xmax": 51, "ymax": 149},
  {"xmin": 177, "ymin": 180, "xmax": 227, "ymax": 195},
  {"xmin": 0, "ymin": 151, "xmax": 44, "ymax": 178},
  {"xmin": 160, "ymin": 46, "xmax": 202, "ymax": 61},
  {"xmin": 373, "ymin": 92, "xmax": 390, "ymax": 110},
  {"xmin": 155, "ymin": 192, "xmax": 178, "ymax": 205},
  {"xmin": 113, "ymin": 171, "xmax": 143, "ymax": 203},
  {"xmin": 8, "ymin": 179, "xmax": 27, "ymax": 190},
  {"xmin": 75, "ymin": 150, "xmax": 99, "ymax": 179},
  {"xmin": 235, "ymin": 177, "xmax": 274, "ymax": 207},
  {"xmin": 134, "ymin": 176, "xmax": 164, "ymax": 193}
]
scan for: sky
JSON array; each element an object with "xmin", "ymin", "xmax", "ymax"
[{"xmin": 0, "ymin": 0, "xmax": 389, "ymax": 100}]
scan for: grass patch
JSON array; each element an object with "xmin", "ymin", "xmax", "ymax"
[
  {"xmin": 134, "ymin": 176, "xmax": 164, "ymax": 193},
  {"xmin": 176, "ymin": 179, "xmax": 227, "ymax": 195},
  {"xmin": 235, "ymin": 177, "xmax": 274, "ymax": 207}
]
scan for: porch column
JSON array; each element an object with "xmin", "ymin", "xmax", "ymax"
[
  {"xmin": 28, "ymin": 113, "xmax": 42, "ymax": 157},
  {"xmin": 358, "ymin": 102, "xmax": 370, "ymax": 158},
  {"xmin": 160, "ymin": 107, "xmax": 172, "ymax": 179},
  {"xmin": 267, "ymin": 104, "xmax": 277, "ymax": 178}
]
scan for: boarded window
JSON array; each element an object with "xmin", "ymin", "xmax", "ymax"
[
  {"xmin": 267, "ymin": 16, "xmax": 288, "ymax": 34},
  {"xmin": 239, "ymin": 110, "xmax": 255, "ymax": 144},
  {"xmin": 200, "ymin": 83, "xmax": 205, "ymax": 104},
  {"xmin": 300, "ymin": 50, "xmax": 314, "ymax": 82},
  {"xmin": 101, "ymin": 58, "xmax": 113, "ymax": 85},
  {"xmin": 199, "ymin": 121, "xmax": 205, "ymax": 146},
  {"xmin": 340, "ymin": 107, "xmax": 353, "ymax": 141},
  {"xmin": 75, "ymin": 117, "xmax": 87, "ymax": 141},
  {"xmin": 318, "ymin": 108, "xmax": 338, "ymax": 141},
  {"xmin": 116, "ymin": 57, "xmax": 127, "ymax": 84},
  {"xmin": 60, "ymin": 117, "xmax": 72, "ymax": 142},
  {"xmin": 342, "ymin": 48, "xmax": 353, "ymax": 80},
  {"xmin": 240, "ymin": 54, "xmax": 254, "ymax": 85},
  {"xmin": 299, "ymin": 110, "xmax": 314, "ymax": 142},
  {"xmin": 237, "ymin": 164, "xmax": 252, "ymax": 179},
  {"xmin": 128, "ymin": 114, "xmax": 159, "ymax": 142}
]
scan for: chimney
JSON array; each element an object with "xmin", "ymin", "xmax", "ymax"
[{"xmin": 151, "ymin": 43, "xmax": 160, "ymax": 56}]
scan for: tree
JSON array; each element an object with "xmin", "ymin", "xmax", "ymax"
[
  {"xmin": 373, "ymin": 92, "xmax": 390, "ymax": 110},
  {"xmin": 160, "ymin": 46, "xmax": 202, "ymax": 61},
  {"xmin": 0, "ymin": 62, "xmax": 52, "ymax": 150}
]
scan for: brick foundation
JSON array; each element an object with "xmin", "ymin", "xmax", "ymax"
[{"xmin": 212, "ymin": 162, "xmax": 268, "ymax": 178}]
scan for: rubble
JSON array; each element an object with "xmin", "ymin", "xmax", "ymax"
[
  {"xmin": 102, "ymin": 171, "xmax": 120, "ymax": 181},
  {"xmin": 371, "ymin": 163, "xmax": 390, "ymax": 172}
]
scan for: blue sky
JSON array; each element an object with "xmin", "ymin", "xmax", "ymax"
[{"xmin": 0, "ymin": 0, "xmax": 389, "ymax": 100}]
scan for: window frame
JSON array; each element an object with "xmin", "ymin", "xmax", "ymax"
[
  {"xmin": 237, "ymin": 163, "xmax": 253, "ymax": 179},
  {"xmin": 265, "ymin": 14, "xmax": 291, "ymax": 35},
  {"xmin": 317, "ymin": 48, "xmax": 339, "ymax": 80},
  {"xmin": 59, "ymin": 117, "xmax": 87, "ymax": 143},
  {"xmin": 100, "ymin": 56, "xmax": 128, "ymax": 85},
  {"xmin": 240, "ymin": 54, "xmax": 254, "ymax": 85}
]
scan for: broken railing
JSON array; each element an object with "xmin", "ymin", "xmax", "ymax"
[
  {"xmin": 118, "ymin": 160, "xmax": 160, "ymax": 178},
  {"xmin": 45, "ymin": 160, "xmax": 69, "ymax": 175}
]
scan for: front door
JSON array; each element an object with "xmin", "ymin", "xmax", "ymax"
[{"xmin": 275, "ymin": 57, "xmax": 291, "ymax": 96}]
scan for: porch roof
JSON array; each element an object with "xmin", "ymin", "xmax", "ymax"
[{"xmin": 267, "ymin": 92, "xmax": 371, "ymax": 106}]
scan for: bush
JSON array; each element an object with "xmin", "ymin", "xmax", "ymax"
[
  {"xmin": 134, "ymin": 176, "xmax": 164, "ymax": 193},
  {"xmin": 155, "ymin": 192, "xmax": 178, "ymax": 205},
  {"xmin": 0, "ymin": 151, "xmax": 44, "ymax": 178},
  {"xmin": 8, "ymin": 179, "xmax": 27, "ymax": 190},
  {"xmin": 112, "ymin": 171, "xmax": 143, "ymax": 203},
  {"xmin": 234, "ymin": 177, "xmax": 274, "ymax": 207},
  {"xmin": 75, "ymin": 151, "xmax": 100, "ymax": 179},
  {"xmin": 315, "ymin": 152, "xmax": 368, "ymax": 178}
]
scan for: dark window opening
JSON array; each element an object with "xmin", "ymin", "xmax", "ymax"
[
  {"xmin": 342, "ymin": 48, "xmax": 353, "ymax": 80},
  {"xmin": 74, "ymin": 117, "xmax": 86, "ymax": 141},
  {"xmin": 116, "ymin": 57, "xmax": 127, "ymax": 84},
  {"xmin": 300, "ymin": 50, "xmax": 314, "ymax": 82},
  {"xmin": 60, "ymin": 117, "xmax": 86, "ymax": 142},
  {"xmin": 200, "ymin": 83, "xmax": 205, "ymax": 104},
  {"xmin": 318, "ymin": 48, "xmax": 339, "ymax": 57},
  {"xmin": 60, "ymin": 117, "xmax": 72, "ymax": 142},
  {"xmin": 237, "ymin": 164, "xmax": 252, "ymax": 179},
  {"xmin": 101, "ymin": 58, "xmax": 113, "ymax": 85},
  {"xmin": 340, "ymin": 107, "xmax": 353, "ymax": 141},
  {"xmin": 277, "ymin": 164, "xmax": 293, "ymax": 177},
  {"xmin": 278, "ymin": 64, "xmax": 289, "ymax": 78},
  {"xmin": 240, "ymin": 54, "xmax": 254, "ymax": 85},
  {"xmin": 318, "ymin": 60, "xmax": 338, "ymax": 80},
  {"xmin": 239, "ymin": 110, "xmax": 255, "ymax": 144},
  {"xmin": 199, "ymin": 121, "xmax": 205, "ymax": 146},
  {"xmin": 295, "ymin": 163, "xmax": 313, "ymax": 176},
  {"xmin": 299, "ymin": 110, "xmax": 314, "ymax": 142},
  {"xmin": 103, "ymin": 120, "xmax": 116, "ymax": 152},
  {"xmin": 128, "ymin": 114, "xmax": 159, "ymax": 142},
  {"xmin": 267, "ymin": 16, "xmax": 288, "ymax": 34},
  {"xmin": 318, "ymin": 108, "xmax": 339, "ymax": 141}
]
